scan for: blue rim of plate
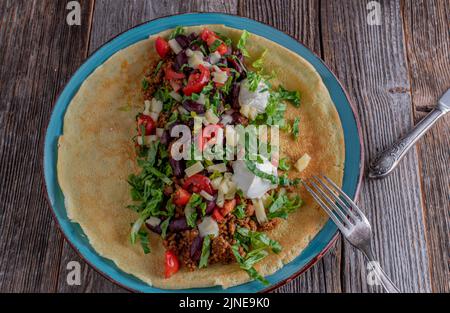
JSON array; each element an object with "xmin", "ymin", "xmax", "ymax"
[{"xmin": 43, "ymin": 13, "xmax": 363, "ymax": 293}]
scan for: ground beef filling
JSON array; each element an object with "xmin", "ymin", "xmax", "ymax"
[{"xmin": 163, "ymin": 201, "xmax": 282, "ymax": 271}]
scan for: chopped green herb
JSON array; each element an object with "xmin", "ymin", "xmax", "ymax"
[
  {"xmin": 154, "ymin": 60, "xmax": 163, "ymax": 76},
  {"xmin": 138, "ymin": 230, "xmax": 151, "ymax": 254},
  {"xmin": 209, "ymin": 39, "xmax": 222, "ymax": 52},
  {"xmin": 199, "ymin": 235, "xmax": 211, "ymax": 268},
  {"xmin": 266, "ymin": 191, "xmax": 303, "ymax": 220},
  {"xmin": 142, "ymin": 78, "xmax": 149, "ymax": 91},
  {"xmin": 246, "ymin": 71, "xmax": 262, "ymax": 92},
  {"xmin": 252, "ymin": 49, "xmax": 267, "ymax": 71},
  {"xmin": 160, "ymin": 218, "xmax": 170, "ymax": 239},
  {"xmin": 278, "ymin": 157, "xmax": 291, "ymax": 171},
  {"xmin": 244, "ymin": 159, "xmax": 297, "ymax": 186},
  {"xmin": 233, "ymin": 204, "xmax": 246, "ymax": 219},
  {"xmin": 277, "ymin": 86, "xmax": 301, "ymax": 107},
  {"xmin": 292, "ymin": 117, "xmax": 300, "ymax": 139}
]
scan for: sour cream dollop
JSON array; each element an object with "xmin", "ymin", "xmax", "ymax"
[
  {"xmin": 238, "ymin": 79, "xmax": 270, "ymax": 114},
  {"xmin": 232, "ymin": 157, "xmax": 277, "ymax": 199}
]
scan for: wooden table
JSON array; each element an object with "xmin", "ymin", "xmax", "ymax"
[{"xmin": 0, "ymin": 0, "xmax": 448, "ymax": 293}]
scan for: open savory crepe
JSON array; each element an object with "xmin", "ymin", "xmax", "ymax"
[{"xmin": 57, "ymin": 25, "xmax": 344, "ymax": 289}]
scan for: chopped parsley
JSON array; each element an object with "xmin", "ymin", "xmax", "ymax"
[{"xmin": 278, "ymin": 157, "xmax": 291, "ymax": 171}]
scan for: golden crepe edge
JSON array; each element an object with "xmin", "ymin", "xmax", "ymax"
[{"xmin": 57, "ymin": 25, "xmax": 345, "ymax": 289}]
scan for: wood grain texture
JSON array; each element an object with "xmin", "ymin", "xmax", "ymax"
[
  {"xmin": 402, "ymin": 0, "xmax": 450, "ymax": 292},
  {"xmin": 320, "ymin": 0, "xmax": 431, "ymax": 292},
  {"xmin": 56, "ymin": 0, "xmax": 238, "ymax": 293},
  {"xmin": 0, "ymin": 0, "xmax": 93, "ymax": 292},
  {"xmin": 239, "ymin": 0, "xmax": 343, "ymax": 293}
]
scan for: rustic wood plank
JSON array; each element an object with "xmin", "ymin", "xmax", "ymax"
[
  {"xmin": 402, "ymin": 0, "xmax": 450, "ymax": 293},
  {"xmin": 0, "ymin": 0, "xmax": 94, "ymax": 292},
  {"xmin": 320, "ymin": 0, "xmax": 432, "ymax": 292},
  {"xmin": 56, "ymin": 0, "xmax": 238, "ymax": 293},
  {"xmin": 239, "ymin": 0, "xmax": 343, "ymax": 293}
]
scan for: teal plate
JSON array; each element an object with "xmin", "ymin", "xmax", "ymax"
[{"xmin": 43, "ymin": 13, "xmax": 363, "ymax": 293}]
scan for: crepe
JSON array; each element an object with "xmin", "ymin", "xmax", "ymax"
[{"xmin": 57, "ymin": 25, "xmax": 345, "ymax": 289}]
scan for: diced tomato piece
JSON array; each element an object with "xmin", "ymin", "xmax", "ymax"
[
  {"xmin": 216, "ymin": 43, "xmax": 228, "ymax": 55},
  {"xmin": 164, "ymin": 63, "xmax": 185, "ymax": 81},
  {"xmin": 155, "ymin": 37, "xmax": 170, "ymax": 58},
  {"xmin": 137, "ymin": 114, "xmax": 156, "ymax": 135},
  {"xmin": 212, "ymin": 207, "xmax": 224, "ymax": 222},
  {"xmin": 206, "ymin": 35, "xmax": 219, "ymax": 46},
  {"xmin": 173, "ymin": 188, "xmax": 191, "ymax": 206},
  {"xmin": 220, "ymin": 199, "xmax": 236, "ymax": 217},
  {"xmin": 183, "ymin": 174, "xmax": 214, "ymax": 195},
  {"xmin": 164, "ymin": 250, "xmax": 179, "ymax": 278},
  {"xmin": 182, "ymin": 64, "xmax": 210, "ymax": 96},
  {"xmin": 200, "ymin": 28, "xmax": 216, "ymax": 42}
]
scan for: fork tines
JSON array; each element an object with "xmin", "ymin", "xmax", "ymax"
[{"xmin": 302, "ymin": 175, "xmax": 364, "ymax": 232}]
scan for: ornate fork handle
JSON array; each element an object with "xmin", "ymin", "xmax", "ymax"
[{"xmin": 369, "ymin": 107, "xmax": 447, "ymax": 178}]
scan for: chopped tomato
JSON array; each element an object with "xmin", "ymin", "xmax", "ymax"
[
  {"xmin": 173, "ymin": 188, "xmax": 191, "ymax": 206},
  {"xmin": 137, "ymin": 114, "xmax": 156, "ymax": 135},
  {"xmin": 164, "ymin": 63, "xmax": 185, "ymax": 81},
  {"xmin": 200, "ymin": 28, "xmax": 216, "ymax": 42},
  {"xmin": 216, "ymin": 43, "xmax": 228, "ymax": 55},
  {"xmin": 182, "ymin": 64, "xmax": 210, "ymax": 96},
  {"xmin": 165, "ymin": 250, "xmax": 179, "ymax": 278},
  {"xmin": 199, "ymin": 124, "xmax": 223, "ymax": 150},
  {"xmin": 212, "ymin": 207, "xmax": 224, "ymax": 222},
  {"xmin": 183, "ymin": 174, "xmax": 214, "ymax": 195},
  {"xmin": 200, "ymin": 28, "xmax": 228, "ymax": 55},
  {"xmin": 220, "ymin": 199, "xmax": 236, "ymax": 217},
  {"xmin": 155, "ymin": 37, "xmax": 170, "ymax": 58}
]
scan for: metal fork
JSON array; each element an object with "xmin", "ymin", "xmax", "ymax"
[{"xmin": 303, "ymin": 175, "xmax": 400, "ymax": 293}]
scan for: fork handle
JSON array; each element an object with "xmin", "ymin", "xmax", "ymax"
[
  {"xmin": 369, "ymin": 107, "xmax": 446, "ymax": 178},
  {"xmin": 362, "ymin": 247, "xmax": 400, "ymax": 293}
]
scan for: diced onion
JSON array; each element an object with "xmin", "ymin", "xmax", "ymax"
[
  {"xmin": 206, "ymin": 163, "xmax": 227, "ymax": 173},
  {"xmin": 156, "ymin": 128, "xmax": 164, "ymax": 137},
  {"xmin": 200, "ymin": 190, "xmax": 214, "ymax": 201},
  {"xmin": 225, "ymin": 126, "xmax": 237, "ymax": 146},
  {"xmin": 219, "ymin": 179, "xmax": 230, "ymax": 195},
  {"xmin": 168, "ymin": 39, "xmax": 182, "ymax": 54},
  {"xmin": 178, "ymin": 106, "xmax": 189, "ymax": 115},
  {"xmin": 205, "ymin": 109, "xmax": 220, "ymax": 124},
  {"xmin": 211, "ymin": 176, "xmax": 223, "ymax": 190},
  {"xmin": 169, "ymin": 91, "xmax": 182, "ymax": 102},
  {"xmin": 151, "ymin": 98, "xmax": 163, "ymax": 114},
  {"xmin": 198, "ymin": 217, "xmax": 219, "ymax": 238},
  {"xmin": 197, "ymin": 93, "xmax": 206, "ymax": 105},
  {"xmin": 143, "ymin": 100, "xmax": 151, "ymax": 115},
  {"xmin": 295, "ymin": 153, "xmax": 311, "ymax": 172},
  {"xmin": 146, "ymin": 216, "xmax": 161, "ymax": 227},
  {"xmin": 252, "ymin": 198, "xmax": 268, "ymax": 224},
  {"xmin": 216, "ymin": 190, "xmax": 225, "ymax": 208},
  {"xmin": 224, "ymin": 180, "xmax": 237, "ymax": 200},
  {"xmin": 149, "ymin": 112, "xmax": 159, "ymax": 122},
  {"xmin": 184, "ymin": 161, "xmax": 204, "ymax": 177},
  {"xmin": 209, "ymin": 51, "xmax": 221, "ymax": 64},
  {"xmin": 212, "ymin": 68, "xmax": 228, "ymax": 84},
  {"xmin": 137, "ymin": 135, "xmax": 157, "ymax": 146},
  {"xmin": 221, "ymin": 114, "xmax": 233, "ymax": 125}
]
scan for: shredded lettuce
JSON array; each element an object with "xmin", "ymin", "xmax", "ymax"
[
  {"xmin": 199, "ymin": 235, "xmax": 211, "ymax": 268},
  {"xmin": 237, "ymin": 30, "xmax": 250, "ymax": 57},
  {"xmin": 267, "ymin": 191, "xmax": 303, "ymax": 219},
  {"xmin": 169, "ymin": 26, "xmax": 185, "ymax": 39}
]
